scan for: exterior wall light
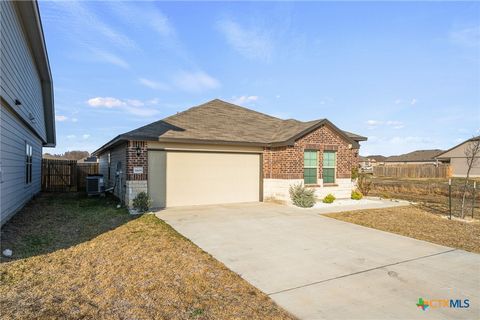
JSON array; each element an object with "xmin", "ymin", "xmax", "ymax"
[{"xmin": 136, "ymin": 145, "xmax": 142, "ymax": 156}]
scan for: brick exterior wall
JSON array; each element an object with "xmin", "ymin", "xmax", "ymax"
[
  {"xmin": 263, "ymin": 124, "xmax": 359, "ymax": 181},
  {"xmin": 126, "ymin": 140, "xmax": 148, "ymax": 181}
]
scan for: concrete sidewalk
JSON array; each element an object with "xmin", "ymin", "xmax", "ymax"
[{"xmin": 157, "ymin": 203, "xmax": 480, "ymax": 320}]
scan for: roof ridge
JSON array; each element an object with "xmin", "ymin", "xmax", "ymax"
[{"xmin": 211, "ymin": 99, "xmax": 287, "ymax": 122}]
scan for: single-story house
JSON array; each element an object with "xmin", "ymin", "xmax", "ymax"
[
  {"xmin": 383, "ymin": 149, "xmax": 445, "ymax": 166},
  {"xmin": 0, "ymin": 0, "xmax": 55, "ymax": 225},
  {"xmin": 78, "ymin": 156, "xmax": 98, "ymax": 163},
  {"xmin": 359, "ymin": 155, "xmax": 387, "ymax": 171},
  {"xmin": 436, "ymin": 136, "xmax": 480, "ymax": 178},
  {"xmin": 93, "ymin": 99, "xmax": 366, "ymax": 207}
]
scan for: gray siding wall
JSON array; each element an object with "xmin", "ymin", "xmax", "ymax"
[
  {"xmin": 98, "ymin": 143, "xmax": 127, "ymax": 202},
  {"xmin": 451, "ymin": 157, "xmax": 480, "ymax": 178},
  {"xmin": 0, "ymin": 1, "xmax": 47, "ymax": 142},
  {"xmin": 1, "ymin": 105, "xmax": 42, "ymax": 225}
]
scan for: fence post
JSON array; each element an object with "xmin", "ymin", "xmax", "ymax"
[
  {"xmin": 448, "ymin": 178, "xmax": 452, "ymax": 220},
  {"xmin": 473, "ymin": 181, "xmax": 476, "ymax": 219}
]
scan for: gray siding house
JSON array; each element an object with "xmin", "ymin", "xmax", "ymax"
[
  {"xmin": 0, "ymin": 0, "xmax": 55, "ymax": 225},
  {"xmin": 436, "ymin": 137, "xmax": 480, "ymax": 178}
]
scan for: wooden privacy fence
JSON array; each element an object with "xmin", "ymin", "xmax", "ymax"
[
  {"xmin": 42, "ymin": 159, "xmax": 99, "ymax": 192},
  {"xmin": 373, "ymin": 164, "xmax": 451, "ymax": 179}
]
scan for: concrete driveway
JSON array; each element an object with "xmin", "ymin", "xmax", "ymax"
[{"xmin": 157, "ymin": 203, "xmax": 480, "ymax": 320}]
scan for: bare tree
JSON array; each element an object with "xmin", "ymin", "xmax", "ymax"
[{"xmin": 461, "ymin": 136, "xmax": 480, "ymax": 218}]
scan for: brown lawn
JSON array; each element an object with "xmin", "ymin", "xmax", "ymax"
[
  {"xmin": 326, "ymin": 206, "xmax": 480, "ymax": 254},
  {"xmin": 0, "ymin": 194, "xmax": 294, "ymax": 320}
]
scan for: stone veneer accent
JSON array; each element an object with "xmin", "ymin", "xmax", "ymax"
[
  {"xmin": 263, "ymin": 178, "xmax": 354, "ymax": 204},
  {"xmin": 125, "ymin": 180, "xmax": 148, "ymax": 207}
]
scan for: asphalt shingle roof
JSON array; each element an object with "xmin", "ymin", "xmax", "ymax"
[
  {"xmin": 385, "ymin": 149, "xmax": 443, "ymax": 162},
  {"xmin": 94, "ymin": 99, "xmax": 366, "ymax": 154}
]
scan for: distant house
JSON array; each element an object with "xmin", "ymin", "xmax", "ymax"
[
  {"xmin": 0, "ymin": 0, "xmax": 55, "ymax": 225},
  {"xmin": 359, "ymin": 155, "xmax": 387, "ymax": 168},
  {"xmin": 383, "ymin": 150, "xmax": 444, "ymax": 166},
  {"xmin": 78, "ymin": 156, "xmax": 98, "ymax": 163},
  {"xmin": 436, "ymin": 137, "xmax": 480, "ymax": 178}
]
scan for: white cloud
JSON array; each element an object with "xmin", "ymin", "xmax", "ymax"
[
  {"xmin": 66, "ymin": 135, "xmax": 76, "ymax": 139},
  {"xmin": 87, "ymin": 97, "xmax": 126, "ymax": 108},
  {"xmin": 71, "ymin": 118, "xmax": 78, "ymax": 123},
  {"xmin": 86, "ymin": 97, "xmax": 160, "ymax": 117},
  {"xmin": 366, "ymin": 120, "xmax": 404, "ymax": 129},
  {"xmin": 125, "ymin": 99, "xmax": 144, "ymax": 107},
  {"xmin": 389, "ymin": 136, "xmax": 432, "ymax": 145},
  {"xmin": 218, "ymin": 19, "xmax": 273, "ymax": 61},
  {"xmin": 139, "ymin": 78, "xmax": 170, "ymax": 90},
  {"xmin": 55, "ymin": 115, "xmax": 68, "ymax": 122},
  {"xmin": 82, "ymin": 134, "xmax": 90, "ymax": 139},
  {"xmin": 449, "ymin": 25, "xmax": 480, "ymax": 47},
  {"xmin": 366, "ymin": 120, "xmax": 382, "ymax": 128},
  {"xmin": 410, "ymin": 98, "xmax": 417, "ymax": 105},
  {"xmin": 173, "ymin": 71, "xmax": 220, "ymax": 93},
  {"xmin": 90, "ymin": 49, "xmax": 129, "ymax": 69},
  {"xmin": 44, "ymin": 1, "xmax": 137, "ymax": 50},
  {"xmin": 386, "ymin": 120, "xmax": 405, "ymax": 129},
  {"xmin": 232, "ymin": 96, "xmax": 258, "ymax": 105},
  {"xmin": 394, "ymin": 99, "xmax": 402, "ymax": 104}
]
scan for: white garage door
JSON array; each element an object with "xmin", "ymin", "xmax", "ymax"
[{"xmin": 148, "ymin": 151, "xmax": 261, "ymax": 207}]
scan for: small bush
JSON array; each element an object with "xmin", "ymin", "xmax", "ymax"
[
  {"xmin": 351, "ymin": 166, "xmax": 359, "ymax": 180},
  {"xmin": 322, "ymin": 194, "xmax": 336, "ymax": 203},
  {"xmin": 132, "ymin": 192, "xmax": 151, "ymax": 213},
  {"xmin": 357, "ymin": 173, "xmax": 373, "ymax": 196},
  {"xmin": 289, "ymin": 183, "xmax": 316, "ymax": 208},
  {"xmin": 351, "ymin": 189, "xmax": 363, "ymax": 200}
]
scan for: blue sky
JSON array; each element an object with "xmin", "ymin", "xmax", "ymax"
[{"xmin": 40, "ymin": 1, "xmax": 479, "ymax": 156}]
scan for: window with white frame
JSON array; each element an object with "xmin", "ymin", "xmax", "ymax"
[
  {"xmin": 322, "ymin": 151, "xmax": 336, "ymax": 183},
  {"xmin": 304, "ymin": 150, "xmax": 318, "ymax": 185}
]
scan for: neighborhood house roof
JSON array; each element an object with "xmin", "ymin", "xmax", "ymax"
[
  {"xmin": 361, "ymin": 155, "xmax": 387, "ymax": 162},
  {"xmin": 436, "ymin": 136, "xmax": 480, "ymax": 159},
  {"xmin": 94, "ymin": 99, "xmax": 367, "ymax": 155},
  {"xmin": 385, "ymin": 149, "xmax": 443, "ymax": 162}
]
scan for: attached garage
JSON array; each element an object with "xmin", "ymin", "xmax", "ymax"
[{"xmin": 148, "ymin": 150, "xmax": 261, "ymax": 208}]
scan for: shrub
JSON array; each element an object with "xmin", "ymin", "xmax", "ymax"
[
  {"xmin": 322, "ymin": 194, "xmax": 336, "ymax": 203},
  {"xmin": 351, "ymin": 166, "xmax": 359, "ymax": 180},
  {"xmin": 132, "ymin": 192, "xmax": 151, "ymax": 213},
  {"xmin": 357, "ymin": 173, "xmax": 373, "ymax": 196},
  {"xmin": 351, "ymin": 189, "xmax": 363, "ymax": 200},
  {"xmin": 289, "ymin": 183, "xmax": 316, "ymax": 208}
]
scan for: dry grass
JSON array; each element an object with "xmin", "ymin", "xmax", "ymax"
[
  {"xmin": 369, "ymin": 177, "xmax": 480, "ymax": 219},
  {"xmin": 326, "ymin": 206, "xmax": 480, "ymax": 254},
  {"xmin": 0, "ymin": 194, "xmax": 294, "ymax": 320}
]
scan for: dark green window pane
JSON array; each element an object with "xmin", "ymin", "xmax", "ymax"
[
  {"xmin": 323, "ymin": 168, "xmax": 335, "ymax": 183},
  {"xmin": 304, "ymin": 168, "xmax": 317, "ymax": 184}
]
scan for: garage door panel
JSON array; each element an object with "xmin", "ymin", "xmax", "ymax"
[{"xmin": 166, "ymin": 152, "xmax": 260, "ymax": 206}]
